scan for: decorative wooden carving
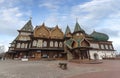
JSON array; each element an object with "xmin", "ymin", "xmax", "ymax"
[
  {"xmin": 34, "ymin": 25, "xmax": 50, "ymax": 38},
  {"xmin": 51, "ymin": 26, "xmax": 64, "ymax": 39}
]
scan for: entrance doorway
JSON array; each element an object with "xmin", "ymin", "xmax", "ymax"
[{"xmin": 94, "ymin": 53, "xmax": 99, "ymax": 60}]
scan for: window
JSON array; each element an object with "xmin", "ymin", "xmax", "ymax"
[
  {"xmin": 11, "ymin": 44, "xmax": 15, "ymax": 47},
  {"xmin": 59, "ymin": 42, "xmax": 63, "ymax": 47},
  {"xmin": 50, "ymin": 41, "xmax": 53, "ymax": 47},
  {"xmin": 25, "ymin": 43, "xmax": 28, "ymax": 48},
  {"xmin": 20, "ymin": 36, "xmax": 27, "ymax": 41},
  {"xmin": 109, "ymin": 45, "xmax": 113, "ymax": 49},
  {"xmin": 16, "ymin": 43, "xmax": 21, "ymax": 48},
  {"xmin": 43, "ymin": 41, "xmax": 47, "ymax": 47},
  {"xmin": 55, "ymin": 41, "xmax": 58, "ymax": 47},
  {"xmin": 21, "ymin": 43, "xmax": 25, "ymax": 48},
  {"xmin": 10, "ymin": 48, "xmax": 14, "ymax": 50},
  {"xmin": 90, "ymin": 43, "xmax": 99, "ymax": 48},
  {"xmin": 105, "ymin": 45, "xmax": 108, "ymax": 49},
  {"xmin": 76, "ymin": 33, "xmax": 79, "ymax": 36},
  {"xmin": 101, "ymin": 44, "xmax": 104, "ymax": 49},
  {"xmin": 33, "ymin": 40, "xmax": 37, "ymax": 46},
  {"xmin": 37, "ymin": 40, "xmax": 43, "ymax": 47},
  {"xmin": 26, "ymin": 37, "xmax": 30, "ymax": 40},
  {"xmin": 28, "ymin": 29, "xmax": 31, "ymax": 31},
  {"xmin": 19, "ymin": 36, "xmax": 23, "ymax": 40},
  {"xmin": 29, "ymin": 43, "xmax": 31, "ymax": 48}
]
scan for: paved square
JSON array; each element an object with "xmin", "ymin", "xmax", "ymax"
[{"xmin": 0, "ymin": 60, "xmax": 119, "ymax": 78}]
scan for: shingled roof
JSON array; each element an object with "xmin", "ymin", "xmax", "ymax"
[
  {"xmin": 20, "ymin": 20, "xmax": 33, "ymax": 32},
  {"xmin": 74, "ymin": 21, "xmax": 85, "ymax": 33},
  {"xmin": 65, "ymin": 25, "xmax": 71, "ymax": 35}
]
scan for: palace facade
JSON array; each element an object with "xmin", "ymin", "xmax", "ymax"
[{"xmin": 6, "ymin": 19, "xmax": 116, "ymax": 60}]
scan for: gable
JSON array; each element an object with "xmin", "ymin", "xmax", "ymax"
[
  {"xmin": 20, "ymin": 20, "xmax": 33, "ymax": 32},
  {"xmin": 72, "ymin": 40, "xmax": 78, "ymax": 48},
  {"xmin": 50, "ymin": 26, "xmax": 64, "ymax": 39},
  {"xmin": 80, "ymin": 39, "xmax": 90, "ymax": 47},
  {"xmin": 34, "ymin": 25, "xmax": 50, "ymax": 38}
]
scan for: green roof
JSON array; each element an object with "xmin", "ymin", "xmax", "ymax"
[
  {"xmin": 65, "ymin": 39, "xmax": 73, "ymax": 49},
  {"xmin": 74, "ymin": 21, "xmax": 84, "ymax": 33},
  {"xmin": 20, "ymin": 20, "xmax": 33, "ymax": 32},
  {"xmin": 65, "ymin": 25, "xmax": 71, "ymax": 35},
  {"xmin": 90, "ymin": 31, "xmax": 109, "ymax": 41},
  {"xmin": 65, "ymin": 38, "xmax": 83, "ymax": 49},
  {"xmin": 75, "ymin": 38, "xmax": 83, "ymax": 47}
]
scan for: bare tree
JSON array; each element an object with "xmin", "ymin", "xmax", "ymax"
[
  {"xmin": 0, "ymin": 45, "xmax": 5, "ymax": 60},
  {"xmin": 0, "ymin": 45, "xmax": 5, "ymax": 53}
]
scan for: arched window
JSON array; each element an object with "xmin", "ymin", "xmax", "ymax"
[
  {"xmin": 17, "ymin": 43, "xmax": 21, "ymax": 48},
  {"xmin": 109, "ymin": 45, "xmax": 113, "ymax": 49},
  {"xmin": 101, "ymin": 44, "xmax": 104, "ymax": 49},
  {"xmin": 50, "ymin": 41, "xmax": 53, "ymax": 47},
  {"xmin": 21, "ymin": 43, "xmax": 25, "ymax": 48},
  {"xmin": 43, "ymin": 41, "xmax": 47, "ymax": 47},
  {"xmin": 29, "ymin": 43, "xmax": 31, "ymax": 48},
  {"xmin": 37, "ymin": 40, "xmax": 43, "ymax": 47},
  {"xmin": 55, "ymin": 41, "xmax": 58, "ymax": 47},
  {"xmin": 25, "ymin": 43, "xmax": 28, "ymax": 48},
  {"xmin": 59, "ymin": 42, "xmax": 63, "ymax": 47},
  {"xmin": 105, "ymin": 45, "xmax": 108, "ymax": 49},
  {"xmin": 76, "ymin": 33, "xmax": 79, "ymax": 36},
  {"xmin": 33, "ymin": 40, "xmax": 37, "ymax": 46}
]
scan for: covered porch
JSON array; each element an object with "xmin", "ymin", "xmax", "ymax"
[
  {"xmin": 29, "ymin": 48, "xmax": 66, "ymax": 60},
  {"xmin": 71, "ymin": 47, "xmax": 91, "ymax": 60}
]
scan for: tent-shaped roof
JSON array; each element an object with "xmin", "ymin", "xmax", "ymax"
[
  {"xmin": 20, "ymin": 20, "xmax": 33, "ymax": 32},
  {"xmin": 74, "ymin": 21, "xmax": 85, "ymax": 33},
  {"xmin": 65, "ymin": 25, "xmax": 71, "ymax": 35}
]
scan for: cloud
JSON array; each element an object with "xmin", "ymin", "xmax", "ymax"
[
  {"xmin": 0, "ymin": 0, "xmax": 32, "ymax": 51},
  {"xmin": 38, "ymin": 0, "xmax": 62, "ymax": 11},
  {"xmin": 70, "ymin": 0, "xmax": 120, "ymax": 31},
  {"xmin": 0, "ymin": 7, "xmax": 25, "ymax": 36},
  {"xmin": 69, "ymin": 0, "xmax": 120, "ymax": 52},
  {"xmin": 0, "ymin": 0, "xmax": 33, "ymax": 36},
  {"xmin": 71, "ymin": 0, "xmax": 120, "ymax": 25},
  {"xmin": 39, "ymin": 2, "xmax": 59, "ymax": 10},
  {"xmin": 45, "ymin": 14, "xmax": 58, "ymax": 27},
  {"xmin": 0, "ymin": 7, "xmax": 23, "ymax": 20},
  {"xmin": 0, "ymin": 7, "xmax": 26, "ymax": 51},
  {"xmin": 0, "ymin": 0, "xmax": 4, "ymax": 3},
  {"xmin": 109, "ymin": 37, "xmax": 120, "ymax": 53}
]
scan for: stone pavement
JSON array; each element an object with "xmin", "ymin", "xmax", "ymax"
[
  {"xmin": 0, "ymin": 60, "xmax": 119, "ymax": 78},
  {"xmin": 68, "ymin": 60, "xmax": 120, "ymax": 78}
]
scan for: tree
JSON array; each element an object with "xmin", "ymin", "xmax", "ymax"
[{"xmin": 0, "ymin": 45, "xmax": 5, "ymax": 53}]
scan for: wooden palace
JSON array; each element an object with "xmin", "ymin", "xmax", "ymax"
[{"xmin": 5, "ymin": 19, "xmax": 116, "ymax": 60}]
